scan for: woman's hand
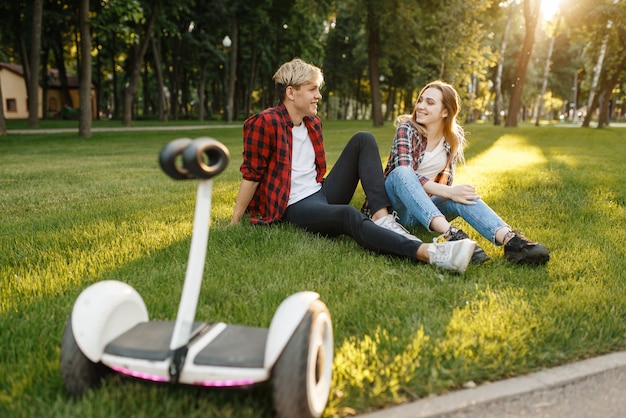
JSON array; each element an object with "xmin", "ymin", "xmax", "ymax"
[{"xmin": 448, "ymin": 184, "xmax": 481, "ymax": 205}]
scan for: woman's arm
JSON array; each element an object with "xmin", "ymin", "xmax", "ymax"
[{"xmin": 423, "ymin": 181, "xmax": 480, "ymax": 205}]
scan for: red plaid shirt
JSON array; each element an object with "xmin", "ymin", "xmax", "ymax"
[{"xmin": 240, "ymin": 103, "xmax": 326, "ymax": 224}]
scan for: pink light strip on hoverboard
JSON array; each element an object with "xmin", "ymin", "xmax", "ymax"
[
  {"xmin": 111, "ymin": 365, "xmax": 169, "ymax": 383},
  {"xmin": 193, "ymin": 378, "xmax": 255, "ymax": 387}
]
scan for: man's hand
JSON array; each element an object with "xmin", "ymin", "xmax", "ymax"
[{"xmin": 231, "ymin": 179, "xmax": 259, "ymax": 224}]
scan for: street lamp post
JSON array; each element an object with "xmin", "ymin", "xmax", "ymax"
[
  {"xmin": 222, "ymin": 35, "xmax": 235, "ymax": 123},
  {"xmin": 222, "ymin": 35, "xmax": 233, "ymax": 122}
]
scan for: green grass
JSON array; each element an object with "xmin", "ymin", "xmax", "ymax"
[{"xmin": 1, "ymin": 121, "xmax": 625, "ymax": 417}]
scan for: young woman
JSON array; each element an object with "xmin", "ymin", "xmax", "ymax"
[{"xmin": 383, "ymin": 80, "xmax": 549, "ymax": 265}]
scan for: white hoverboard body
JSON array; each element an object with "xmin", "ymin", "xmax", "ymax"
[{"xmin": 60, "ymin": 138, "xmax": 334, "ymax": 418}]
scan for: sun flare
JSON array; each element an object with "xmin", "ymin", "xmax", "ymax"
[{"xmin": 541, "ymin": 0, "xmax": 561, "ymax": 21}]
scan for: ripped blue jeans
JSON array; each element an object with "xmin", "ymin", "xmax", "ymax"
[{"xmin": 385, "ymin": 166, "xmax": 509, "ymax": 244}]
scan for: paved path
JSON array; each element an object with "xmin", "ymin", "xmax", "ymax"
[
  {"xmin": 7, "ymin": 124, "xmax": 240, "ymax": 134},
  {"xmin": 7, "ymin": 121, "xmax": 626, "ymax": 135},
  {"xmin": 359, "ymin": 350, "xmax": 626, "ymax": 418}
]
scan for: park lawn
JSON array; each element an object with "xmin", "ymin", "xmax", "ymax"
[{"xmin": 1, "ymin": 121, "xmax": 625, "ymax": 417}]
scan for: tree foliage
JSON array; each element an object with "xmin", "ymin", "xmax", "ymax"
[{"xmin": 0, "ymin": 0, "xmax": 624, "ymax": 129}]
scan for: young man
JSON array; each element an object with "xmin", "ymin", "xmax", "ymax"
[{"xmin": 231, "ymin": 58, "xmax": 476, "ymax": 274}]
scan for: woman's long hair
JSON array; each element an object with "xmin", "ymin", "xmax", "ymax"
[{"xmin": 396, "ymin": 80, "xmax": 467, "ymax": 161}]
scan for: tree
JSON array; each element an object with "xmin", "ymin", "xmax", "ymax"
[
  {"xmin": 583, "ymin": 8, "xmax": 612, "ymax": 126},
  {"xmin": 42, "ymin": 0, "xmax": 76, "ymax": 112},
  {"xmin": 225, "ymin": 16, "xmax": 237, "ymax": 123},
  {"xmin": 151, "ymin": 36, "xmax": 167, "ymax": 121},
  {"xmin": 494, "ymin": 4, "xmax": 514, "ymax": 126},
  {"xmin": 6, "ymin": 0, "xmax": 622, "ymax": 127},
  {"xmin": 596, "ymin": 53, "xmax": 626, "ymax": 127},
  {"xmin": 535, "ymin": 14, "xmax": 561, "ymax": 126},
  {"xmin": 28, "ymin": 0, "xmax": 43, "ymax": 126},
  {"xmin": 365, "ymin": 0, "xmax": 384, "ymax": 126},
  {"xmin": 505, "ymin": 0, "xmax": 541, "ymax": 127},
  {"xmin": 580, "ymin": 0, "xmax": 623, "ymax": 127},
  {"xmin": 91, "ymin": 0, "xmax": 145, "ymax": 119},
  {"xmin": 561, "ymin": 0, "xmax": 625, "ymax": 127},
  {"xmin": 122, "ymin": 0, "xmax": 159, "ymax": 126},
  {"xmin": 78, "ymin": 0, "xmax": 92, "ymax": 137}
]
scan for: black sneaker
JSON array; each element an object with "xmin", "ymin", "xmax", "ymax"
[
  {"xmin": 444, "ymin": 227, "xmax": 491, "ymax": 264},
  {"xmin": 504, "ymin": 232, "xmax": 550, "ymax": 265}
]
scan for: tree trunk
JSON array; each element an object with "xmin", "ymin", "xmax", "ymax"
[
  {"xmin": 384, "ymin": 86, "xmax": 394, "ymax": 121},
  {"xmin": 28, "ymin": 0, "xmax": 43, "ymax": 127},
  {"xmin": 597, "ymin": 90, "xmax": 609, "ymax": 128},
  {"xmin": 53, "ymin": 44, "xmax": 74, "ymax": 107},
  {"xmin": 181, "ymin": 72, "xmax": 190, "ymax": 119},
  {"xmin": 111, "ymin": 39, "xmax": 119, "ymax": 119},
  {"xmin": 583, "ymin": 0, "xmax": 619, "ymax": 127},
  {"xmin": 245, "ymin": 49, "xmax": 258, "ymax": 118},
  {"xmin": 94, "ymin": 42, "xmax": 102, "ymax": 119},
  {"xmin": 142, "ymin": 60, "xmax": 150, "ymax": 117},
  {"xmin": 17, "ymin": 22, "xmax": 31, "ymax": 100},
  {"xmin": 466, "ymin": 73, "xmax": 477, "ymax": 123},
  {"xmin": 535, "ymin": 26, "xmax": 557, "ymax": 126},
  {"xmin": 505, "ymin": 0, "xmax": 540, "ymax": 127},
  {"xmin": 198, "ymin": 63, "xmax": 206, "ymax": 122},
  {"xmin": 494, "ymin": 5, "xmax": 513, "ymax": 126},
  {"xmin": 583, "ymin": 22, "xmax": 613, "ymax": 127},
  {"xmin": 78, "ymin": 0, "xmax": 92, "ymax": 138},
  {"xmin": 366, "ymin": 22, "xmax": 383, "ymax": 126},
  {"xmin": 169, "ymin": 37, "xmax": 181, "ymax": 121},
  {"xmin": 151, "ymin": 36, "xmax": 168, "ymax": 122},
  {"xmin": 595, "ymin": 53, "xmax": 626, "ymax": 128},
  {"xmin": 41, "ymin": 49, "xmax": 50, "ymax": 119},
  {"xmin": 122, "ymin": 0, "xmax": 159, "ymax": 126}
]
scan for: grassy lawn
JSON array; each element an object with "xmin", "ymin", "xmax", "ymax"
[{"xmin": 1, "ymin": 120, "xmax": 625, "ymax": 417}]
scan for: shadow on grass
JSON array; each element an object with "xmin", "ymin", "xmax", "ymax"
[{"xmin": 2, "ymin": 124, "xmax": 626, "ymax": 417}]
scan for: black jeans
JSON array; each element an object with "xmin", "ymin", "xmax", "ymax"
[{"xmin": 283, "ymin": 132, "xmax": 422, "ymax": 260}]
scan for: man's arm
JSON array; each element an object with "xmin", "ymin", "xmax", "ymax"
[{"xmin": 231, "ymin": 179, "xmax": 259, "ymax": 224}]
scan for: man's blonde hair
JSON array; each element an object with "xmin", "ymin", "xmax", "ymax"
[{"xmin": 273, "ymin": 58, "xmax": 324, "ymax": 102}]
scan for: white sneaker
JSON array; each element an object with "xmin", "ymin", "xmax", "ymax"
[
  {"xmin": 428, "ymin": 237, "xmax": 475, "ymax": 274},
  {"xmin": 374, "ymin": 212, "xmax": 420, "ymax": 241}
]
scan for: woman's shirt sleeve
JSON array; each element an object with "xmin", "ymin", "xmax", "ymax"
[{"xmin": 387, "ymin": 121, "xmax": 431, "ymax": 186}]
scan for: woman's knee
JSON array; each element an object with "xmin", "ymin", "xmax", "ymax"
[
  {"xmin": 387, "ymin": 166, "xmax": 419, "ymax": 191},
  {"xmin": 388, "ymin": 165, "xmax": 414, "ymax": 180}
]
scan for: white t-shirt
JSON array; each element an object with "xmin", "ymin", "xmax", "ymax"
[
  {"xmin": 416, "ymin": 137, "xmax": 447, "ymax": 180},
  {"xmin": 288, "ymin": 123, "xmax": 322, "ymax": 205}
]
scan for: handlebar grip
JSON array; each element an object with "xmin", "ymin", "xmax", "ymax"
[
  {"xmin": 181, "ymin": 138, "xmax": 230, "ymax": 180},
  {"xmin": 159, "ymin": 138, "xmax": 230, "ymax": 180},
  {"xmin": 159, "ymin": 138, "xmax": 194, "ymax": 180}
]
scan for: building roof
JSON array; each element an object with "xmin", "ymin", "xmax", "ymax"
[{"xmin": 0, "ymin": 62, "xmax": 81, "ymax": 88}]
